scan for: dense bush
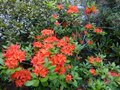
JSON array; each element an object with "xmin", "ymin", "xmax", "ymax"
[
  {"xmin": 91, "ymin": 0, "xmax": 120, "ymax": 64},
  {"xmin": 0, "ymin": 0, "xmax": 120, "ymax": 90},
  {"xmin": 0, "ymin": 0, "xmax": 57, "ymax": 45}
]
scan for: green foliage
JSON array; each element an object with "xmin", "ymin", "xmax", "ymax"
[
  {"xmin": 25, "ymin": 79, "xmax": 39, "ymax": 87},
  {"xmin": 0, "ymin": 0, "xmax": 54, "ymax": 44},
  {"xmin": 91, "ymin": 0, "xmax": 120, "ymax": 64},
  {"xmin": 0, "ymin": 0, "xmax": 120, "ymax": 90},
  {"xmin": 0, "ymin": 53, "xmax": 4, "ymax": 65}
]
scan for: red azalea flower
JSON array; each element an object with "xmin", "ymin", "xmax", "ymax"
[
  {"xmin": 32, "ymin": 65, "xmax": 43, "ymax": 76},
  {"xmin": 39, "ymin": 49, "xmax": 50, "ymax": 57},
  {"xmin": 50, "ymin": 54, "xmax": 66, "ymax": 65},
  {"xmin": 85, "ymin": 7, "xmax": 91, "ymax": 15},
  {"xmin": 91, "ymin": 5, "xmax": 97, "ymax": 14},
  {"xmin": 57, "ymin": 36, "xmax": 70, "ymax": 47},
  {"xmin": 41, "ymin": 29, "xmax": 54, "ymax": 36},
  {"xmin": 43, "ymin": 36, "xmax": 58, "ymax": 43},
  {"xmin": 88, "ymin": 56, "xmax": 95, "ymax": 64},
  {"xmin": 3, "ymin": 44, "xmax": 26, "ymax": 69},
  {"xmin": 67, "ymin": 5, "xmax": 79, "ymax": 14},
  {"xmin": 60, "ymin": 44, "xmax": 75, "ymax": 56},
  {"xmin": 39, "ymin": 67, "xmax": 48, "ymax": 77},
  {"xmin": 95, "ymin": 57, "xmax": 102, "ymax": 63},
  {"xmin": 85, "ymin": 5, "xmax": 96, "ymax": 15},
  {"xmin": 84, "ymin": 24, "xmax": 93, "ymax": 29},
  {"xmin": 89, "ymin": 68, "xmax": 96, "ymax": 76},
  {"xmin": 108, "ymin": 71, "xmax": 120, "ymax": 77},
  {"xmin": 54, "ymin": 65, "xmax": 66, "ymax": 75},
  {"xmin": 57, "ymin": 4, "xmax": 63, "ymax": 10},
  {"xmin": 32, "ymin": 65, "xmax": 48, "ymax": 77},
  {"xmin": 11, "ymin": 70, "xmax": 31, "ymax": 87},
  {"xmin": 33, "ymin": 41, "xmax": 42, "ymax": 48},
  {"xmin": 43, "ymin": 43, "xmax": 54, "ymax": 50},
  {"xmin": 94, "ymin": 28, "xmax": 102, "ymax": 34},
  {"xmin": 57, "ymin": 39, "xmax": 67, "ymax": 47},
  {"xmin": 66, "ymin": 74, "xmax": 72, "ymax": 82},
  {"xmin": 5, "ymin": 58, "xmax": 18, "ymax": 69},
  {"xmin": 31, "ymin": 52, "xmax": 45, "ymax": 66},
  {"xmin": 52, "ymin": 14, "xmax": 58, "ymax": 19}
]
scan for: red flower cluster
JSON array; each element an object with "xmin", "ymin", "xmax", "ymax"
[
  {"xmin": 66, "ymin": 74, "xmax": 72, "ymax": 82},
  {"xmin": 57, "ymin": 4, "xmax": 63, "ymax": 10},
  {"xmin": 60, "ymin": 44, "xmax": 75, "ymax": 56},
  {"xmin": 3, "ymin": 44, "xmax": 26, "ymax": 69},
  {"xmin": 94, "ymin": 28, "xmax": 102, "ymax": 34},
  {"xmin": 108, "ymin": 71, "xmax": 120, "ymax": 77},
  {"xmin": 89, "ymin": 68, "xmax": 96, "ymax": 76},
  {"xmin": 11, "ymin": 70, "xmax": 31, "ymax": 87},
  {"xmin": 52, "ymin": 14, "xmax": 58, "ymax": 19},
  {"xmin": 88, "ymin": 56, "xmax": 102, "ymax": 64},
  {"xmin": 84, "ymin": 24, "xmax": 103, "ymax": 34},
  {"xmin": 50, "ymin": 54, "xmax": 66, "ymax": 66},
  {"xmin": 44, "ymin": 36, "xmax": 58, "ymax": 43},
  {"xmin": 54, "ymin": 65, "xmax": 66, "ymax": 75},
  {"xmin": 31, "ymin": 51, "xmax": 48, "ymax": 77},
  {"xmin": 32, "ymin": 29, "xmax": 75, "ymax": 76},
  {"xmin": 31, "ymin": 52, "xmax": 45, "ymax": 66},
  {"xmin": 33, "ymin": 41, "xmax": 42, "ymax": 48},
  {"xmin": 67, "ymin": 5, "xmax": 79, "ymax": 14},
  {"xmin": 49, "ymin": 54, "xmax": 66, "ymax": 75},
  {"xmin": 32, "ymin": 65, "xmax": 48, "ymax": 77},
  {"xmin": 41, "ymin": 29, "xmax": 54, "ymax": 36},
  {"xmin": 85, "ymin": 5, "xmax": 96, "ymax": 15},
  {"xmin": 57, "ymin": 36, "xmax": 75, "ymax": 56},
  {"xmin": 84, "ymin": 24, "xmax": 93, "ymax": 29}
]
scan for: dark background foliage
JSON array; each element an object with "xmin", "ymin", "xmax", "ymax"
[
  {"xmin": 91, "ymin": 0, "xmax": 120, "ymax": 64},
  {"xmin": 0, "ymin": 0, "xmax": 54, "ymax": 47}
]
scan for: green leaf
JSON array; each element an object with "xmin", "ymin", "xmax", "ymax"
[
  {"xmin": 31, "ymin": 73, "xmax": 37, "ymax": 78},
  {"xmin": 40, "ymin": 76, "xmax": 48, "ymax": 82},
  {"xmin": 66, "ymin": 60, "xmax": 71, "ymax": 63},
  {"xmin": 32, "ymin": 80, "xmax": 39, "ymax": 87},
  {"xmin": 25, "ymin": 80, "xmax": 34, "ymax": 86},
  {"xmin": 0, "ymin": 53, "xmax": 4, "ymax": 65},
  {"xmin": 73, "ymin": 80, "xmax": 78, "ymax": 87},
  {"xmin": 49, "ymin": 74, "xmax": 58, "ymax": 80},
  {"xmin": 0, "ymin": 58, "xmax": 4, "ymax": 65},
  {"xmin": 75, "ymin": 43, "xmax": 85, "ymax": 54},
  {"xmin": 25, "ymin": 79, "xmax": 39, "ymax": 87},
  {"xmin": 48, "ymin": 65, "xmax": 56, "ymax": 70},
  {"xmin": 59, "ymin": 81, "xmax": 67, "ymax": 88},
  {"xmin": 59, "ymin": 74, "xmax": 65, "ymax": 79},
  {"xmin": 41, "ymin": 81, "xmax": 48, "ymax": 87}
]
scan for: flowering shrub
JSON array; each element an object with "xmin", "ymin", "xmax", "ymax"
[
  {"xmin": 78, "ymin": 55, "xmax": 120, "ymax": 90},
  {"xmin": 11, "ymin": 69, "xmax": 31, "ymax": 87},
  {"xmin": 0, "ymin": 1, "xmax": 120, "ymax": 90},
  {"xmin": 0, "ymin": 29, "xmax": 81, "ymax": 89},
  {"xmin": 3, "ymin": 45, "xmax": 26, "ymax": 69}
]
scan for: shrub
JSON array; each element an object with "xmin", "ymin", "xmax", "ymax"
[{"xmin": 0, "ymin": 0, "xmax": 120, "ymax": 90}]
